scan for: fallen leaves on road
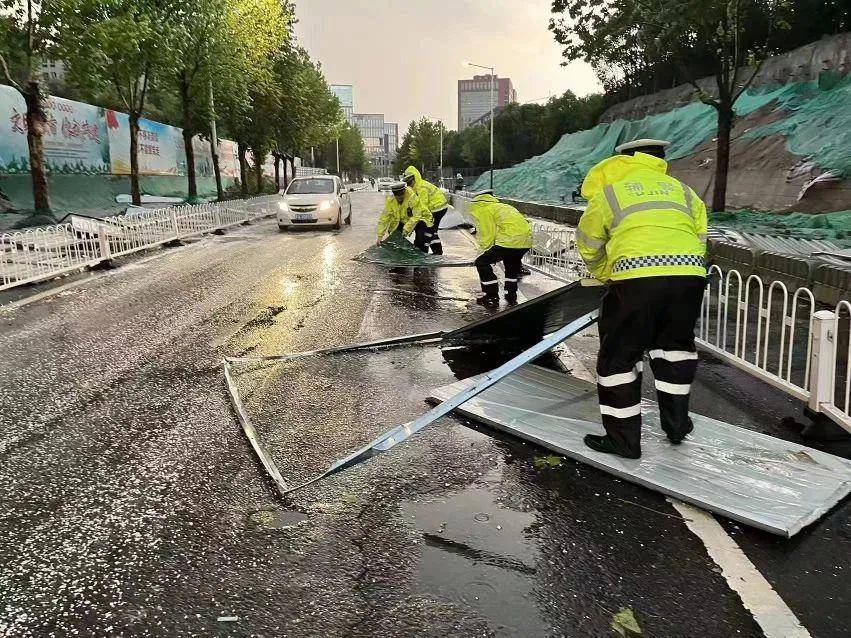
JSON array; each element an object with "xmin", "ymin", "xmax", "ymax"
[
  {"xmin": 611, "ymin": 606, "xmax": 642, "ymax": 636},
  {"xmin": 533, "ymin": 454, "xmax": 564, "ymax": 469}
]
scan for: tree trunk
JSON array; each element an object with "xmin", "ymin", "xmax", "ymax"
[
  {"xmin": 237, "ymin": 142, "xmax": 248, "ymax": 197},
  {"xmin": 179, "ymin": 77, "xmax": 197, "ymax": 200},
  {"xmin": 183, "ymin": 129, "xmax": 197, "ymax": 200},
  {"xmin": 22, "ymin": 81, "xmax": 50, "ymax": 213},
  {"xmin": 273, "ymin": 153, "xmax": 281, "ymax": 191},
  {"xmin": 210, "ymin": 138, "xmax": 223, "ymax": 200},
  {"xmin": 254, "ymin": 153, "xmax": 263, "ymax": 194},
  {"xmin": 283, "ymin": 156, "xmax": 291, "ymax": 190},
  {"xmin": 711, "ymin": 105, "xmax": 734, "ymax": 212},
  {"xmin": 129, "ymin": 113, "xmax": 142, "ymax": 206}
]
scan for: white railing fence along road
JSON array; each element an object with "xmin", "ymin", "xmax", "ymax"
[
  {"xmin": 0, "ymin": 194, "xmax": 281, "ymax": 292},
  {"xmin": 455, "ymin": 196, "xmax": 851, "ymax": 434}
]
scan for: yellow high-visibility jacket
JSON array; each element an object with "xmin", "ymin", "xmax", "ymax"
[
  {"xmin": 376, "ymin": 187, "xmax": 433, "ymax": 240},
  {"xmin": 403, "ymin": 166, "xmax": 448, "ymax": 213},
  {"xmin": 577, "ymin": 152, "xmax": 707, "ymax": 282},
  {"xmin": 467, "ymin": 194, "xmax": 533, "ymax": 251}
]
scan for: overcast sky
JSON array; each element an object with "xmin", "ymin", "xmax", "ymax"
[{"xmin": 293, "ymin": 0, "xmax": 602, "ymax": 132}]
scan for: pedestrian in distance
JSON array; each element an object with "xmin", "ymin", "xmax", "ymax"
[
  {"xmin": 402, "ymin": 166, "xmax": 449, "ymax": 255},
  {"xmin": 576, "ymin": 138, "xmax": 708, "ymax": 459},
  {"xmin": 467, "ymin": 190, "xmax": 533, "ymax": 307},
  {"xmin": 376, "ymin": 181, "xmax": 434, "ymax": 252},
  {"xmin": 454, "ymin": 173, "xmax": 464, "ymax": 192}
]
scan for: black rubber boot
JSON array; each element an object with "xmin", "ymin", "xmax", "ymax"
[
  {"xmin": 667, "ymin": 417, "xmax": 694, "ymax": 445},
  {"xmin": 583, "ymin": 434, "xmax": 641, "ymax": 459},
  {"xmin": 505, "ymin": 294, "xmax": 518, "ymax": 307},
  {"xmin": 475, "ymin": 294, "xmax": 499, "ymax": 307}
]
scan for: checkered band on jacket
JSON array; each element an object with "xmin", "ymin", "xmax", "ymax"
[{"xmin": 612, "ymin": 254, "xmax": 706, "ymax": 274}]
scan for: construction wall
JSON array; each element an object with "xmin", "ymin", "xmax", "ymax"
[
  {"xmin": 0, "ymin": 85, "xmax": 285, "ymax": 227},
  {"xmin": 475, "ymin": 34, "xmax": 851, "ymax": 214}
]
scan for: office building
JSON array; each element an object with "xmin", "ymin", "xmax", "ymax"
[
  {"xmin": 353, "ymin": 113, "xmax": 385, "ymax": 159},
  {"xmin": 457, "ymin": 75, "xmax": 516, "ymax": 131},
  {"xmin": 330, "ymin": 85, "xmax": 354, "ymax": 124},
  {"xmin": 384, "ymin": 122, "xmax": 399, "ymax": 161}
]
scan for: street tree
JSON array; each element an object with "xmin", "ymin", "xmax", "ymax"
[
  {"xmin": 394, "ymin": 118, "xmax": 444, "ymax": 174},
  {"xmin": 551, "ymin": 0, "xmax": 791, "ymax": 211},
  {"xmin": 0, "ymin": 0, "xmax": 57, "ymax": 212},
  {"xmin": 55, "ymin": 0, "xmax": 187, "ymax": 206},
  {"xmin": 314, "ymin": 122, "xmax": 367, "ymax": 181}
]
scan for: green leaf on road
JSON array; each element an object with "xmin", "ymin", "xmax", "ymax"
[
  {"xmin": 533, "ymin": 454, "xmax": 564, "ymax": 469},
  {"xmin": 611, "ymin": 607, "xmax": 642, "ymax": 636}
]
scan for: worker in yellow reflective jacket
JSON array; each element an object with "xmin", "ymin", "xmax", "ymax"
[
  {"xmin": 402, "ymin": 166, "xmax": 449, "ymax": 255},
  {"xmin": 576, "ymin": 139, "xmax": 708, "ymax": 459},
  {"xmin": 376, "ymin": 181, "xmax": 434, "ymax": 251},
  {"xmin": 467, "ymin": 191, "xmax": 533, "ymax": 307}
]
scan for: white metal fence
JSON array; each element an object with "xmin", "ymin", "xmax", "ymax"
[
  {"xmin": 0, "ymin": 195, "xmax": 281, "ymax": 292},
  {"xmin": 525, "ymin": 223, "xmax": 589, "ymax": 282},
  {"xmin": 522, "ymin": 222, "xmax": 851, "ymax": 433}
]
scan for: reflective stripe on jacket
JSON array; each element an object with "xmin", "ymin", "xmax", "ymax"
[
  {"xmin": 377, "ymin": 187, "xmax": 433, "ymax": 239},
  {"xmin": 577, "ymin": 153, "xmax": 707, "ymax": 282},
  {"xmin": 468, "ymin": 194, "xmax": 533, "ymax": 251},
  {"xmin": 403, "ymin": 166, "xmax": 448, "ymax": 213}
]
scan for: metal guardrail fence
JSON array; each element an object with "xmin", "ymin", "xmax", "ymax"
[
  {"xmin": 0, "ymin": 195, "xmax": 281, "ymax": 292},
  {"xmin": 528, "ymin": 226, "xmax": 851, "ymax": 433},
  {"xmin": 450, "ymin": 191, "xmax": 851, "ymax": 431}
]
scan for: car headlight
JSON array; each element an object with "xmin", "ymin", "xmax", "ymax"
[
  {"xmin": 278, "ymin": 201, "xmax": 289, "ymax": 211},
  {"xmin": 319, "ymin": 200, "xmax": 332, "ymax": 211}
]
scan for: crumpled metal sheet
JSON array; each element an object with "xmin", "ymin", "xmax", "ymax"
[
  {"xmin": 444, "ymin": 279, "xmax": 604, "ymax": 347},
  {"xmin": 354, "ymin": 230, "xmax": 473, "ymax": 267},
  {"xmin": 427, "ymin": 364, "xmax": 851, "ymax": 537}
]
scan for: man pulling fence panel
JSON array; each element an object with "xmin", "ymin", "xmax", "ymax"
[
  {"xmin": 402, "ymin": 166, "xmax": 449, "ymax": 255},
  {"xmin": 576, "ymin": 139, "xmax": 708, "ymax": 459},
  {"xmin": 377, "ymin": 182, "xmax": 434, "ymax": 252},
  {"xmin": 467, "ymin": 190, "xmax": 533, "ymax": 307}
]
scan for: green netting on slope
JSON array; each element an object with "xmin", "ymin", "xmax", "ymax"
[
  {"xmin": 474, "ymin": 77, "xmax": 847, "ymax": 205},
  {"xmin": 744, "ymin": 76, "xmax": 851, "ymax": 176},
  {"xmin": 354, "ymin": 230, "xmax": 474, "ymax": 267},
  {"xmin": 711, "ymin": 209, "xmax": 851, "ymax": 244}
]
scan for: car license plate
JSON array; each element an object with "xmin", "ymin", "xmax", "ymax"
[{"xmin": 293, "ymin": 212, "xmax": 316, "ymax": 221}]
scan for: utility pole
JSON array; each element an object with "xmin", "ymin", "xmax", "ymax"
[{"xmin": 336, "ymin": 137, "xmax": 340, "ymax": 175}]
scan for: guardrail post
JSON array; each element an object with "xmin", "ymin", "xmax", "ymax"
[
  {"xmin": 96, "ymin": 224, "xmax": 112, "ymax": 262},
  {"xmin": 808, "ymin": 310, "xmax": 836, "ymax": 412},
  {"xmin": 171, "ymin": 209, "xmax": 180, "ymax": 240}
]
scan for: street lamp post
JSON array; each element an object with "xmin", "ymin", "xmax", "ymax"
[
  {"xmin": 335, "ymin": 137, "xmax": 340, "ymax": 176},
  {"xmin": 466, "ymin": 61, "xmax": 495, "ymax": 190},
  {"xmin": 424, "ymin": 116, "xmax": 444, "ymax": 186}
]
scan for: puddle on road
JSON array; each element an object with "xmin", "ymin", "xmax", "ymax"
[
  {"xmin": 248, "ymin": 508, "xmax": 308, "ymax": 530},
  {"xmin": 401, "ymin": 465, "xmax": 550, "ymax": 637}
]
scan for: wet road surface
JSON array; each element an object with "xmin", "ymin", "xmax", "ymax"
[{"xmin": 0, "ymin": 191, "xmax": 848, "ymax": 637}]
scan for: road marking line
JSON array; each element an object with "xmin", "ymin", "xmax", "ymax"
[{"xmin": 670, "ymin": 500, "xmax": 811, "ymax": 638}]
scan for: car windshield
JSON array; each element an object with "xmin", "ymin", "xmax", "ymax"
[{"xmin": 287, "ymin": 179, "xmax": 335, "ymax": 194}]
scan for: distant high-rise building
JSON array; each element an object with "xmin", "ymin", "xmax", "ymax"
[
  {"xmin": 330, "ymin": 84, "xmax": 354, "ymax": 124},
  {"xmin": 353, "ymin": 112, "xmax": 386, "ymax": 165},
  {"xmin": 384, "ymin": 122, "xmax": 398, "ymax": 160},
  {"xmin": 457, "ymin": 75, "xmax": 516, "ymax": 131}
]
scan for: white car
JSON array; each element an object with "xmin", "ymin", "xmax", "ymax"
[
  {"xmin": 277, "ymin": 175, "xmax": 352, "ymax": 231},
  {"xmin": 376, "ymin": 177, "xmax": 395, "ymax": 192}
]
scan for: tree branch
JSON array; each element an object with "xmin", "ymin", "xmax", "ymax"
[
  {"xmin": 0, "ymin": 52, "xmax": 22, "ymax": 92},
  {"xmin": 733, "ymin": 56, "xmax": 766, "ymax": 103}
]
